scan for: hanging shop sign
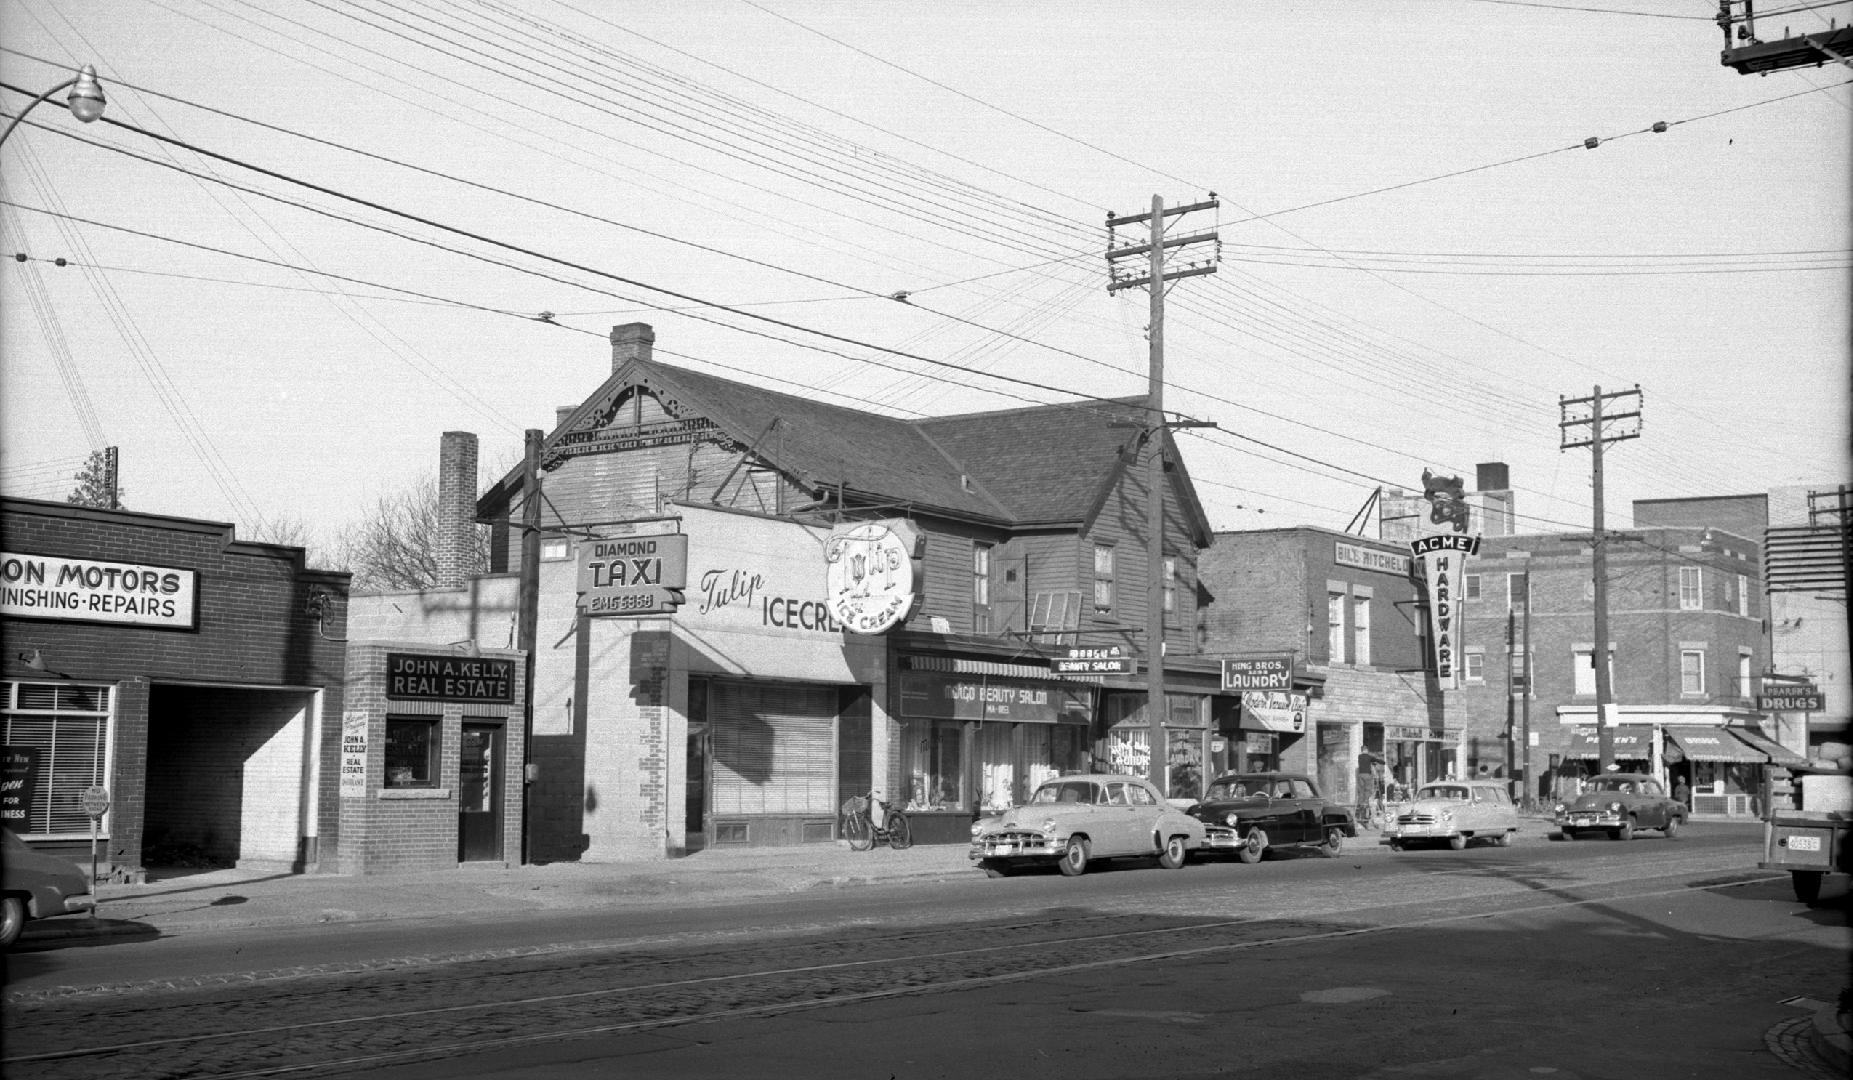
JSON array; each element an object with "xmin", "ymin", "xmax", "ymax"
[
  {"xmin": 577, "ymin": 533, "xmax": 689, "ymax": 616},
  {"xmin": 823, "ymin": 521, "xmax": 921, "ymax": 634},
  {"xmin": 1758, "ymin": 684, "xmax": 1823, "ymax": 712},
  {"xmin": 1334, "ymin": 541, "xmax": 1411, "ymax": 577},
  {"xmin": 898, "ymin": 670, "xmax": 1090, "ymax": 725},
  {"xmin": 1222, "ymin": 655, "xmax": 1294, "ymax": 692},
  {"xmin": 1054, "ymin": 645, "xmax": 1135, "ymax": 675},
  {"xmin": 1240, "ymin": 691, "xmax": 1308, "ymax": 734},
  {"xmin": 385, "ymin": 653, "xmax": 515, "ymax": 703},
  {"xmin": 1, "ymin": 551, "xmax": 198, "ymax": 629},
  {"xmin": 1410, "ymin": 533, "xmax": 1480, "ymax": 689}
]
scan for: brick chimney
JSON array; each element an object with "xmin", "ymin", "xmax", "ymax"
[
  {"xmin": 611, "ymin": 322, "xmax": 654, "ymax": 373},
  {"xmin": 556, "ymin": 406, "xmax": 576, "ymax": 432},
  {"xmin": 436, "ymin": 431, "xmax": 478, "ymax": 590}
]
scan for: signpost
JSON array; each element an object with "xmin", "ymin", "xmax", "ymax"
[
  {"xmin": 82, "ymin": 785, "xmax": 109, "ymax": 918},
  {"xmin": 1759, "ymin": 684, "xmax": 1824, "ymax": 712},
  {"xmin": 577, "ymin": 534, "xmax": 689, "ymax": 616}
]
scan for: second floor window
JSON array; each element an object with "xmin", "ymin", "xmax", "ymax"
[
  {"xmin": 1736, "ymin": 573, "xmax": 1749, "ymax": 618},
  {"xmin": 1352, "ymin": 594, "xmax": 1371, "ymax": 666},
  {"xmin": 1508, "ymin": 573, "xmax": 1528, "ymax": 612},
  {"xmin": 1328, "ymin": 591, "xmax": 1346, "ymax": 664},
  {"xmin": 1680, "ymin": 650, "xmax": 1705, "ymax": 695},
  {"xmin": 1679, "ymin": 566, "xmax": 1703, "ymax": 610},
  {"xmin": 1464, "ymin": 650, "xmax": 1485, "ymax": 682},
  {"xmin": 1464, "ymin": 574, "xmax": 1481, "ymax": 601},
  {"xmin": 1094, "ymin": 544, "xmax": 1115, "ymax": 613},
  {"xmin": 1573, "ymin": 646, "xmax": 1613, "ymax": 697},
  {"xmin": 1162, "ymin": 556, "xmax": 1177, "ymax": 621},
  {"xmin": 1738, "ymin": 652, "xmax": 1753, "ymax": 698},
  {"xmin": 972, "ymin": 542, "xmax": 993, "ymax": 633}
]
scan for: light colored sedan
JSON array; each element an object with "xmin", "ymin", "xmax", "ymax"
[
  {"xmin": 970, "ymin": 773, "xmax": 1208, "ymax": 877},
  {"xmin": 1382, "ymin": 779, "xmax": 1520, "ymax": 850}
]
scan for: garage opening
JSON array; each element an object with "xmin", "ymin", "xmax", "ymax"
[{"xmin": 145, "ymin": 685, "xmax": 314, "ymax": 872}]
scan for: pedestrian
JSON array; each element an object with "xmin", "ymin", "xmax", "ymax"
[{"xmin": 1672, "ymin": 776, "xmax": 1690, "ymax": 808}]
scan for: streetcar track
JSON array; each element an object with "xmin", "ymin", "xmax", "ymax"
[{"xmin": 4, "ymin": 869, "xmax": 1783, "ymax": 1078}]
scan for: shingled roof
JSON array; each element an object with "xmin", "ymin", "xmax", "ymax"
[{"xmin": 479, "ymin": 352, "xmax": 1212, "ymax": 543}]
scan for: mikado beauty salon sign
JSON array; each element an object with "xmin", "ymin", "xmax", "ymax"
[
  {"xmin": 1410, "ymin": 533, "xmax": 1479, "ymax": 689},
  {"xmin": 1, "ymin": 551, "xmax": 198, "ymax": 629}
]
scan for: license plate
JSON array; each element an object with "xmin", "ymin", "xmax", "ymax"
[
  {"xmin": 1786, "ymin": 836, "xmax": 1821, "ymax": 852},
  {"xmin": 992, "ymin": 844, "xmax": 1015, "ymax": 855}
]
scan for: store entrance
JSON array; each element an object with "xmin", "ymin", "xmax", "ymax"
[{"xmin": 458, "ymin": 723, "xmax": 503, "ymax": 862}]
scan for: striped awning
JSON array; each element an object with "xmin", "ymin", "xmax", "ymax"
[
  {"xmin": 1726, "ymin": 727, "xmax": 1808, "ymax": 767},
  {"xmin": 1564, "ymin": 725, "xmax": 1653, "ymax": 759},
  {"xmin": 1663, "ymin": 726, "xmax": 1763, "ymax": 764}
]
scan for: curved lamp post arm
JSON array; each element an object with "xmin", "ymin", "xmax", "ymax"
[{"xmin": 0, "ymin": 65, "xmax": 106, "ymax": 149}]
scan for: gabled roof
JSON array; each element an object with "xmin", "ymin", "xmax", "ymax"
[{"xmin": 479, "ymin": 355, "xmax": 1213, "ymax": 544}]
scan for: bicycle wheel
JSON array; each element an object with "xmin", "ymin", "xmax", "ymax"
[
  {"xmin": 843, "ymin": 810, "xmax": 875, "ymax": 851},
  {"xmin": 885, "ymin": 811, "xmax": 912, "ymax": 850}
]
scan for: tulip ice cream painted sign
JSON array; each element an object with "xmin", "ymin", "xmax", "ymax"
[
  {"xmin": 1411, "ymin": 533, "xmax": 1479, "ymax": 689},
  {"xmin": 1, "ymin": 551, "xmax": 198, "ymax": 629},
  {"xmin": 823, "ymin": 522, "xmax": 920, "ymax": 634}
]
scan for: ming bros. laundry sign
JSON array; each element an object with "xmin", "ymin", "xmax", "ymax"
[{"xmin": 1, "ymin": 551, "xmax": 198, "ymax": 629}]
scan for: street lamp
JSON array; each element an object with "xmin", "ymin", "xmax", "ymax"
[{"xmin": 0, "ymin": 64, "xmax": 106, "ymax": 148}]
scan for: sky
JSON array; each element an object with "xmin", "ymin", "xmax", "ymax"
[{"xmin": 1, "ymin": 0, "xmax": 1848, "ymax": 562}]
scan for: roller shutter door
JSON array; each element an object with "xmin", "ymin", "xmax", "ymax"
[{"xmin": 710, "ymin": 681, "xmax": 837, "ymax": 815}]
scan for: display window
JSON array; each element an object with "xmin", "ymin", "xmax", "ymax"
[
  {"xmin": 899, "ymin": 718, "xmax": 967, "ymax": 811},
  {"xmin": 2, "ymin": 681, "xmax": 112, "ymax": 838},
  {"xmin": 385, "ymin": 717, "xmax": 440, "ymax": 788}
]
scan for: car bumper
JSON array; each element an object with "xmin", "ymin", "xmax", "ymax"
[
  {"xmin": 970, "ymin": 833, "xmax": 1061, "ymax": 861},
  {"xmin": 1198, "ymin": 826, "xmax": 1244, "ymax": 850},
  {"xmin": 1557, "ymin": 812, "xmax": 1622, "ymax": 829},
  {"xmin": 1381, "ymin": 823, "xmax": 1460, "ymax": 842}
]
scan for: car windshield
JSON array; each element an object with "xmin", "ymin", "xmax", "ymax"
[
  {"xmin": 1419, "ymin": 785, "xmax": 1470, "ymax": 801},
  {"xmin": 1206, "ymin": 778, "xmax": 1263, "ymax": 800},
  {"xmin": 1030, "ymin": 780, "xmax": 1099, "ymax": 805},
  {"xmin": 1588, "ymin": 778, "xmax": 1638, "ymax": 793}
]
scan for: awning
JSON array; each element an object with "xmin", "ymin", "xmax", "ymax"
[
  {"xmin": 1662, "ymin": 726, "xmax": 1763, "ymax": 764},
  {"xmin": 1725, "ymin": 727, "xmax": 1809, "ymax": 767},
  {"xmin": 1564, "ymin": 725, "xmax": 1653, "ymax": 759}
]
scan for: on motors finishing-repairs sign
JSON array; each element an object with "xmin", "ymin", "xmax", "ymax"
[{"xmin": 1, "ymin": 551, "xmax": 198, "ymax": 629}]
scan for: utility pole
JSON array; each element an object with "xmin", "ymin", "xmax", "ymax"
[
  {"xmin": 103, "ymin": 445, "xmax": 119, "ymax": 510},
  {"xmin": 517, "ymin": 428, "xmax": 543, "ymax": 865},
  {"xmin": 1106, "ymin": 194, "xmax": 1218, "ymax": 791},
  {"xmin": 1521, "ymin": 574, "xmax": 1532, "ymax": 808},
  {"xmin": 1560, "ymin": 385, "xmax": 1642, "ymax": 774}
]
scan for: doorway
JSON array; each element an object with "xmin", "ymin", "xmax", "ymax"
[{"xmin": 458, "ymin": 723, "xmax": 504, "ymax": 863}]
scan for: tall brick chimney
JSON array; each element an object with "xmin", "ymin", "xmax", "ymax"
[
  {"xmin": 436, "ymin": 431, "xmax": 478, "ymax": 590},
  {"xmin": 611, "ymin": 322, "xmax": 654, "ymax": 372}
]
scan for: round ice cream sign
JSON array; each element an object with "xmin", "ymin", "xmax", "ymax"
[{"xmin": 824, "ymin": 522, "xmax": 919, "ymax": 634}]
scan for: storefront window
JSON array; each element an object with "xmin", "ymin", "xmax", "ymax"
[
  {"xmin": 1166, "ymin": 728, "xmax": 1203, "ymax": 800},
  {"xmin": 898, "ymin": 718, "xmax": 966, "ymax": 811},
  {"xmin": 1106, "ymin": 726, "xmax": 1148, "ymax": 776},
  {"xmin": 978, "ymin": 723, "xmax": 1014, "ymax": 812},
  {"xmin": 1023, "ymin": 724, "xmax": 1085, "ymax": 792},
  {"xmin": 385, "ymin": 717, "xmax": 440, "ymax": 788},
  {"xmin": 2, "ymin": 681, "xmax": 111, "ymax": 837}
]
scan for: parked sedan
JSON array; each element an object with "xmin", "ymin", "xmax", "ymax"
[
  {"xmin": 969, "ymin": 774, "xmax": 1208, "ymax": 877},
  {"xmin": 2, "ymin": 830, "xmax": 95, "ymax": 948},
  {"xmin": 1555, "ymin": 773, "xmax": 1686, "ymax": 841},
  {"xmin": 1186, "ymin": 772, "xmax": 1357, "ymax": 862},
  {"xmin": 1382, "ymin": 779, "xmax": 1519, "ymax": 850}
]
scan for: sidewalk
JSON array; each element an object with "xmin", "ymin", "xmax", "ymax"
[{"xmin": 29, "ymin": 841, "xmax": 977, "ymax": 940}]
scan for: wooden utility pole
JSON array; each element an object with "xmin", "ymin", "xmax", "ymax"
[
  {"xmin": 1560, "ymin": 385, "xmax": 1642, "ymax": 774},
  {"xmin": 1105, "ymin": 195, "xmax": 1218, "ymax": 791},
  {"xmin": 517, "ymin": 428, "xmax": 543, "ymax": 865}
]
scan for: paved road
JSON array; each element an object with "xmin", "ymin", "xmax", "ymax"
[{"xmin": 3, "ymin": 826, "xmax": 1844, "ymax": 1079}]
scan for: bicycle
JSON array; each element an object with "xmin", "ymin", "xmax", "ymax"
[{"xmin": 841, "ymin": 791, "xmax": 912, "ymax": 851}]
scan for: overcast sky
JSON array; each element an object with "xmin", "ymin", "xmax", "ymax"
[{"xmin": 2, "ymin": 0, "xmax": 1847, "ymax": 555}]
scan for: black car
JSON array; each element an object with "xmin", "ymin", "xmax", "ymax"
[{"xmin": 1188, "ymin": 772, "xmax": 1358, "ymax": 862}]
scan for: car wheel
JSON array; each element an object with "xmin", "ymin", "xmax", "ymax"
[
  {"xmin": 1493, "ymin": 831, "xmax": 1512, "ymax": 847},
  {"xmin": 1236, "ymin": 829, "xmax": 1267, "ymax": 864},
  {"xmin": 979, "ymin": 859, "xmax": 1014, "ymax": 879},
  {"xmin": 1058, "ymin": 836, "xmax": 1090, "ymax": 877},
  {"xmin": 1448, "ymin": 833, "xmax": 1467, "ymax": 851},
  {"xmin": 0, "ymin": 896, "xmax": 25, "ymax": 948},
  {"xmin": 1792, "ymin": 870, "xmax": 1824, "ymax": 905},
  {"xmin": 1321, "ymin": 827, "xmax": 1344, "ymax": 857},
  {"xmin": 1614, "ymin": 820, "xmax": 1634, "ymax": 841},
  {"xmin": 1559, "ymin": 828, "xmax": 1577, "ymax": 841},
  {"xmin": 1662, "ymin": 815, "xmax": 1680, "ymax": 839},
  {"xmin": 1158, "ymin": 834, "xmax": 1188, "ymax": 870},
  {"xmin": 1388, "ymin": 839, "xmax": 1405, "ymax": 852}
]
